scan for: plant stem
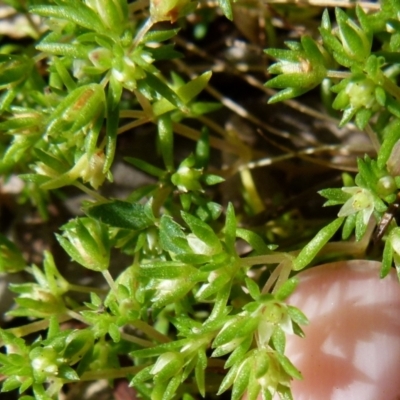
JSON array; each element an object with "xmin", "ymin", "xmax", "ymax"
[
  {"xmin": 272, "ymin": 259, "xmax": 293, "ymax": 294},
  {"xmin": 243, "ymin": 144, "xmax": 360, "ymax": 172},
  {"xmin": 1, "ymin": 313, "xmax": 73, "ymax": 345},
  {"xmin": 240, "ymin": 168, "xmax": 265, "ymax": 214},
  {"xmin": 73, "ymin": 181, "xmax": 107, "ymax": 202},
  {"xmin": 102, "ymin": 270, "xmax": 117, "ymax": 295},
  {"xmin": 327, "ymin": 70, "xmax": 352, "ymax": 79},
  {"xmin": 266, "ymin": 0, "xmax": 380, "ymax": 10},
  {"xmin": 262, "ymin": 261, "xmax": 284, "ymax": 294},
  {"xmin": 120, "ymin": 332, "xmax": 154, "ymax": 347},
  {"xmin": 172, "ymin": 122, "xmax": 242, "ymax": 155},
  {"xmin": 131, "ymin": 17, "xmax": 153, "ymax": 49},
  {"xmin": 117, "ymin": 117, "xmax": 151, "ymax": 135},
  {"xmin": 130, "ymin": 319, "xmax": 171, "ymax": 343},
  {"xmin": 67, "ymin": 283, "xmax": 108, "ymax": 295},
  {"xmin": 80, "ymin": 365, "xmax": 148, "ymax": 381},
  {"xmin": 365, "ymin": 123, "xmax": 380, "ymax": 152},
  {"xmin": 383, "ymin": 76, "xmax": 400, "ymax": 102},
  {"xmin": 66, "ymin": 310, "xmax": 155, "ymax": 347},
  {"xmin": 241, "ymin": 253, "xmax": 291, "ymax": 266},
  {"xmin": 119, "ymin": 110, "xmax": 147, "ymax": 119}
]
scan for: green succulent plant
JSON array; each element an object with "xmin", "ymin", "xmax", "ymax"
[{"xmin": 1, "ymin": 0, "xmax": 400, "ymax": 399}]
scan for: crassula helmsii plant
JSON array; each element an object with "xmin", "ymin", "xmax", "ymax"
[{"xmin": 1, "ymin": 0, "xmax": 400, "ymax": 399}]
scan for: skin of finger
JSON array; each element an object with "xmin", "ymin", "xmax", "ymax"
[{"xmin": 279, "ymin": 260, "xmax": 400, "ymax": 400}]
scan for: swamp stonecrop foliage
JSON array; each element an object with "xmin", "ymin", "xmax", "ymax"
[{"xmin": 1, "ymin": 0, "xmax": 400, "ymax": 399}]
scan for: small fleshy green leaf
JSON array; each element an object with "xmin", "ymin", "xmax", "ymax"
[
  {"xmin": 151, "ymin": 352, "xmax": 184, "ymax": 383},
  {"xmin": 108, "ymin": 74, "xmax": 123, "ymax": 110},
  {"xmin": 301, "ymin": 35, "xmax": 326, "ymax": 68},
  {"xmin": 381, "ymin": 238, "xmax": 394, "ymax": 278},
  {"xmin": 158, "ymin": 114, "xmax": 174, "ymax": 171},
  {"xmin": 293, "ymin": 218, "xmax": 344, "ymax": 270},
  {"xmin": 144, "ymin": 29, "xmax": 181, "ymax": 43},
  {"xmin": 354, "ymin": 208, "xmax": 368, "ymax": 241},
  {"xmin": 195, "ymin": 201, "xmax": 222, "ymax": 221},
  {"xmin": 342, "ymin": 213, "xmax": 356, "ymax": 240},
  {"xmin": 224, "ymin": 335, "xmax": 253, "ymax": 369},
  {"xmin": 90, "ymin": 292, "xmax": 102, "ymax": 308},
  {"xmin": 35, "ymin": 43, "xmax": 93, "ymax": 59},
  {"xmin": 0, "ymin": 234, "xmax": 26, "ymax": 273},
  {"xmin": 245, "ymin": 277, "xmax": 260, "ymax": 300},
  {"xmin": 267, "ymin": 87, "xmax": 308, "ymax": 103},
  {"xmin": 43, "ymin": 251, "xmax": 69, "ymax": 295},
  {"xmin": 190, "ymin": 101, "xmax": 222, "ymax": 116},
  {"xmin": 357, "ymin": 157, "xmax": 376, "ymax": 190},
  {"xmin": 246, "ymin": 381, "xmax": 262, "ymax": 400},
  {"xmin": 57, "ymin": 365, "xmax": 79, "ymax": 381},
  {"xmin": 205, "ymin": 283, "xmax": 232, "ymax": 321},
  {"xmin": 276, "ymin": 385, "xmax": 294, "ymax": 400},
  {"xmin": 85, "ymin": 200, "xmax": 155, "ymax": 230},
  {"xmin": 86, "ymin": 0, "xmax": 128, "ymax": 35},
  {"xmin": 30, "ymin": 4, "xmax": 104, "ymax": 33},
  {"xmin": 338, "ymin": 105, "xmax": 357, "ymax": 127},
  {"xmin": 0, "ymin": 54, "xmax": 33, "ymax": 87},
  {"xmin": 130, "ymin": 365, "xmax": 154, "ymax": 385},
  {"xmin": 104, "ymin": 102, "xmax": 119, "ymax": 173},
  {"xmin": 335, "ymin": 8, "xmax": 371, "ymax": 61},
  {"xmin": 217, "ymin": 362, "xmax": 240, "ymax": 395},
  {"xmin": 46, "ymin": 84, "xmax": 105, "ymax": 137},
  {"xmin": 375, "ymin": 86, "xmax": 386, "ymax": 106},
  {"xmin": 64, "ymin": 329, "xmax": 94, "ymax": 364},
  {"xmin": 355, "ymin": 108, "xmax": 372, "ymax": 130},
  {"xmin": 287, "ymin": 305, "xmax": 309, "ymax": 326},
  {"xmin": 176, "ymin": 71, "xmax": 212, "ymax": 104},
  {"xmin": 140, "ymin": 261, "xmax": 198, "ymax": 279},
  {"xmin": 132, "ymin": 340, "xmax": 186, "ymax": 359},
  {"xmin": 264, "ymin": 48, "xmax": 299, "ymax": 63},
  {"xmin": 159, "ymin": 215, "xmax": 191, "ymax": 254},
  {"xmin": 217, "ymin": 0, "xmax": 233, "ymax": 20},
  {"xmin": 195, "ymin": 127, "xmax": 210, "ymax": 168},
  {"xmin": 236, "ymin": 228, "xmax": 270, "ymax": 253},
  {"xmin": 213, "ymin": 316, "xmax": 251, "ymax": 347},
  {"xmin": 275, "ymin": 352, "xmax": 303, "ymax": 380},
  {"xmin": 319, "ymin": 188, "xmax": 351, "ymax": 206},
  {"xmin": 144, "ymin": 72, "xmax": 186, "ymax": 110},
  {"xmin": 378, "ymin": 119, "xmax": 400, "ymax": 169},
  {"xmin": 163, "ymin": 373, "xmax": 183, "ymax": 400},
  {"xmin": 1, "ymin": 376, "xmax": 21, "ymax": 392},
  {"xmin": 174, "ymin": 253, "xmax": 211, "ymax": 264},
  {"xmin": 196, "ymin": 273, "xmax": 231, "ymax": 301},
  {"xmin": 108, "ymin": 323, "xmax": 121, "ymax": 343},
  {"xmin": 271, "ymin": 326, "xmax": 286, "ymax": 354},
  {"xmin": 386, "ymin": 96, "xmax": 400, "ymax": 119},
  {"xmin": 0, "ymin": 115, "xmax": 41, "ymax": 132},
  {"xmin": 224, "ymin": 203, "xmax": 237, "ymax": 252},
  {"xmin": 195, "ymin": 353, "xmax": 206, "ymax": 397},
  {"xmin": 124, "ymin": 157, "xmax": 165, "ymax": 178},
  {"xmin": 56, "ymin": 218, "xmax": 110, "ymax": 272},
  {"xmin": 181, "ymin": 211, "xmax": 221, "ymax": 252},
  {"xmin": 319, "ymin": 27, "xmax": 353, "ymax": 68},
  {"xmin": 274, "ymin": 277, "xmax": 299, "ymax": 301},
  {"xmin": 171, "ymin": 157, "xmax": 203, "ymax": 192},
  {"xmin": 266, "ymin": 73, "xmax": 317, "ymax": 90},
  {"xmin": 203, "ymin": 174, "xmax": 225, "ymax": 186},
  {"xmin": 231, "ymin": 359, "xmax": 251, "ymax": 400},
  {"xmin": 321, "ymin": 9, "xmax": 331, "ymax": 30}
]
